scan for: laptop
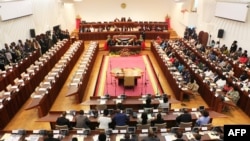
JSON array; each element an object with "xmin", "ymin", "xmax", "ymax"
[
  {"xmin": 127, "ymin": 126, "xmax": 136, "ymax": 134},
  {"xmin": 125, "ymin": 108, "xmax": 133, "ymax": 115}
]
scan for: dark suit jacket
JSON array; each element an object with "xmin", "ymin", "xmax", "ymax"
[
  {"xmin": 176, "ymin": 113, "xmax": 192, "ymax": 124},
  {"xmin": 56, "ymin": 116, "xmax": 71, "ymax": 128}
]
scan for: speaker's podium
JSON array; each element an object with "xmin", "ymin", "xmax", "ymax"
[{"xmin": 111, "ymin": 68, "xmax": 143, "ymax": 87}]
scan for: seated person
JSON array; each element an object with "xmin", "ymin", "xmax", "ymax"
[
  {"xmin": 151, "ymin": 113, "xmax": 165, "ymax": 126},
  {"xmin": 239, "ymin": 71, "xmax": 248, "ymax": 81},
  {"xmin": 196, "ymin": 110, "xmax": 210, "ymax": 126},
  {"xmin": 127, "ymin": 17, "xmax": 132, "ymax": 22},
  {"xmin": 44, "ymin": 131, "xmax": 60, "ymax": 141},
  {"xmin": 56, "ymin": 111, "xmax": 72, "ymax": 129},
  {"xmin": 193, "ymin": 134, "xmax": 202, "ymax": 141},
  {"xmin": 141, "ymin": 129, "xmax": 160, "ymax": 141},
  {"xmin": 225, "ymin": 87, "xmax": 240, "ymax": 104},
  {"xmin": 223, "ymin": 82, "xmax": 233, "ymax": 93},
  {"xmin": 137, "ymin": 112, "xmax": 151, "ymax": 125},
  {"xmin": 112, "ymin": 109, "xmax": 129, "ymax": 126},
  {"xmin": 173, "ymin": 131, "xmax": 185, "ymax": 141},
  {"xmin": 75, "ymin": 110, "xmax": 90, "ymax": 129},
  {"xmin": 176, "ymin": 108, "xmax": 192, "ymax": 126},
  {"xmin": 239, "ymin": 54, "xmax": 248, "ymax": 64},
  {"xmin": 98, "ymin": 133, "xmax": 107, "ymax": 141},
  {"xmin": 158, "ymin": 96, "xmax": 169, "ymax": 109},
  {"xmin": 216, "ymin": 76, "xmax": 226, "ymax": 89},
  {"xmin": 156, "ymin": 36, "xmax": 162, "ymax": 44},
  {"xmin": 114, "ymin": 18, "xmax": 120, "ymax": 22},
  {"xmin": 97, "ymin": 109, "xmax": 112, "ymax": 131},
  {"xmin": 143, "ymin": 97, "xmax": 153, "ymax": 108},
  {"xmin": 187, "ymin": 78, "xmax": 199, "ymax": 95}
]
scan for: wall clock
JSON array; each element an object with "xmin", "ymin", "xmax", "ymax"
[{"xmin": 121, "ymin": 3, "xmax": 126, "ymax": 9}]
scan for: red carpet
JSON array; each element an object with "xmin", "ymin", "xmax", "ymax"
[{"xmin": 94, "ymin": 55, "xmax": 163, "ymax": 97}]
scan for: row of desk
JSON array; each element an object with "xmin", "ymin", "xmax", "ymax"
[
  {"xmin": 37, "ymin": 108, "xmax": 226, "ymax": 130},
  {"xmin": 79, "ymin": 31, "xmax": 170, "ymax": 40},
  {"xmin": 181, "ymin": 39, "xmax": 250, "ymax": 116},
  {"xmin": 65, "ymin": 41, "xmax": 99, "ymax": 103},
  {"xmin": 0, "ymin": 39, "xmax": 70, "ymax": 130},
  {"xmin": 24, "ymin": 41, "xmax": 85, "ymax": 117},
  {"xmin": 0, "ymin": 49, "xmax": 40, "ymax": 91},
  {"xmin": 0, "ymin": 129, "xmax": 223, "ymax": 141},
  {"xmin": 150, "ymin": 41, "xmax": 236, "ymax": 113}
]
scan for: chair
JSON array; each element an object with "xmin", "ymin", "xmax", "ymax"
[
  {"xmin": 137, "ymin": 124, "xmax": 150, "ymax": 130},
  {"xmin": 170, "ymin": 127, "xmax": 180, "ymax": 133},
  {"xmin": 124, "ymin": 76, "xmax": 135, "ymax": 88},
  {"xmin": 179, "ymin": 122, "xmax": 193, "ymax": 128},
  {"xmin": 55, "ymin": 125, "xmax": 68, "ymax": 130},
  {"xmin": 95, "ymin": 104, "xmax": 107, "ymax": 111},
  {"xmin": 115, "ymin": 125, "xmax": 128, "ymax": 130},
  {"xmin": 155, "ymin": 123, "xmax": 167, "ymax": 129}
]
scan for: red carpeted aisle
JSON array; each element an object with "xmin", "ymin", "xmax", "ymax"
[{"xmin": 95, "ymin": 55, "xmax": 163, "ymax": 97}]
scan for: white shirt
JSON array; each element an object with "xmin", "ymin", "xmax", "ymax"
[
  {"xmin": 216, "ymin": 79, "xmax": 226, "ymax": 88},
  {"xmin": 97, "ymin": 116, "xmax": 111, "ymax": 130}
]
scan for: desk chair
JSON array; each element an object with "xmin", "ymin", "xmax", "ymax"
[
  {"xmin": 154, "ymin": 123, "xmax": 167, "ymax": 129},
  {"xmin": 55, "ymin": 125, "xmax": 68, "ymax": 130},
  {"xmin": 115, "ymin": 125, "xmax": 128, "ymax": 130},
  {"xmin": 137, "ymin": 124, "xmax": 150, "ymax": 130},
  {"xmin": 179, "ymin": 122, "xmax": 193, "ymax": 128},
  {"xmin": 96, "ymin": 104, "xmax": 107, "ymax": 111}
]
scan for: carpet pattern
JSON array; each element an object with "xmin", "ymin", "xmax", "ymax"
[{"xmin": 94, "ymin": 55, "xmax": 163, "ymax": 96}]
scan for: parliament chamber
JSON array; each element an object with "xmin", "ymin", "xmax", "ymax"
[{"xmin": 1, "ymin": 19, "xmax": 250, "ymax": 141}]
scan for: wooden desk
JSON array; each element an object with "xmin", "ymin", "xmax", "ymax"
[
  {"xmin": 111, "ymin": 68, "xmax": 143, "ymax": 86},
  {"xmin": 79, "ymin": 31, "xmax": 170, "ymax": 40},
  {"xmin": 109, "ymin": 45, "xmax": 142, "ymax": 52},
  {"xmin": 37, "ymin": 109, "xmax": 226, "ymax": 130},
  {"xmin": 81, "ymin": 96, "xmax": 180, "ymax": 109},
  {"xmin": 24, "ymin": 41, "xmax": 84, "ymax": 117},
  {"xmin": 0, "ymin": 129, "xmax": 221, "ymax": 141}
]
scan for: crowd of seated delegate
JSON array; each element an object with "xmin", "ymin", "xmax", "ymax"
[
  {"xmin": 0, "ymin": 28, "xmax": 70, "ymax": 71},
  {"xmin": 164, "ymin": 38, "xmax": 243, "ymax": 107}
]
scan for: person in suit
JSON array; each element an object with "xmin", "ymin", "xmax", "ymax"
[
  {"xmin": 143, "ymin": 97, "xmax": 153, "ymax": 108},
  {"xmin": 112, "ymin": 109, "xmax": 129, "ymax": 126},
  {"xmin": 75, "ymin": 110, "xmax": 90, "ymax": 129},
  {"xmin": 176, "ymin": 108, "xmax": 192, "ymax": 126},
  {"xmin": 151, "ymin": 113, "xmax": 165, "ymax": 126},
  {"xmin": 44, "ymin": 131, "xmax": 60, "ymax": 141},
  {"xmin": 141, "ymin": 130, "xmax": 160, "ymax": 141},
  {"xmin": 229, "ymin": 40, "xmax": 238, "ymax": 53},
  {"xmin": 56, "ymin": 111, "xmax": 72, "ymax": 129}
]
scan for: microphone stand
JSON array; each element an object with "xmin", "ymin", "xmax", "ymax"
[
  {"xmin": 110, "ymin": 60, "xmax": 112, "ymax": 85},
  {"xmin": 106, "ymin": 71, "xmax": 109, "ymax": 95},
  {"xmin": 144, "ymin": 67, "xmax": 147, "ymax": 94},
  {"xmin": 156, "ymin": 72, "xmax": 159, "ymax": 95},
  {"xmin": 141, "ymin": 73, "xmax": 143, "ymax": 96}
]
